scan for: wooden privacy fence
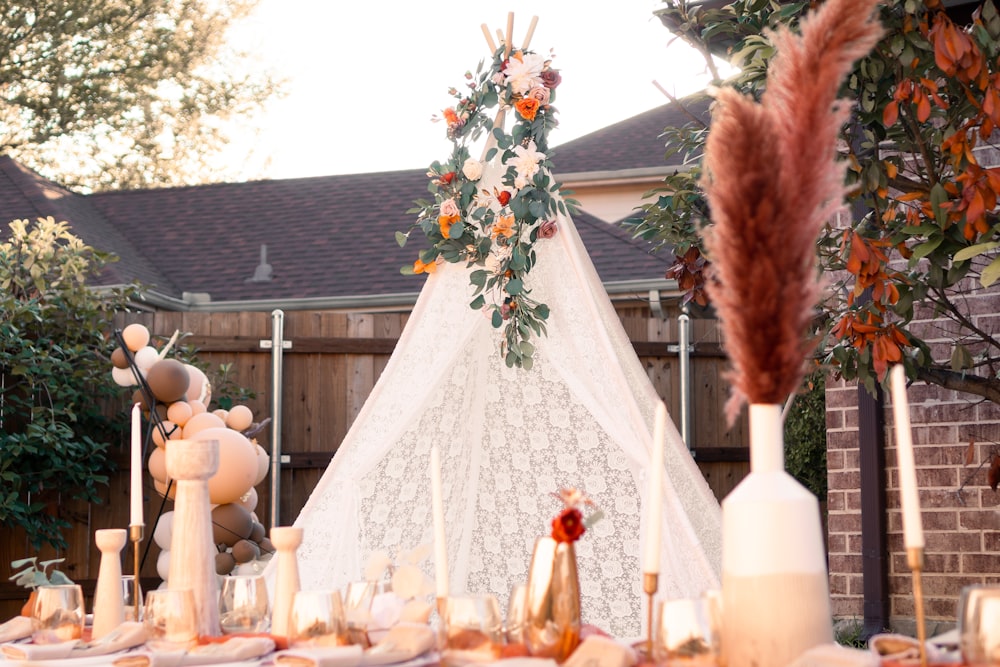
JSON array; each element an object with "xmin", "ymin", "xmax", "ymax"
[{"xmin": 0, "ymin": 300, "xmax": 748, "ymax": 617}]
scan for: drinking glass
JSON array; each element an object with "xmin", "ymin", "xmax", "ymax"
[
  {"xmin": 122, "ymin": 575, "xmax": 143, "ymax": 622},
  {"xmin": 143, "ymin": 588, "xmax": 198, "ymax": 652},
  {"xmin": 505, "ymin": 584, "xmax": 528, "ymax": 645},
  {"xmin": 343, "ymin": 580, "xmax": 391, "ymax": 647},
  {"xmin": 442, "ymin": 594, "xmax": 504, "ymax": 666},
  {"xmin": 653, "ymin": 597, "xmax": 721, "ymax": 666},
  {"xmin": 31, "ymin": 584, "xmax": 86, "ymax": 644},
  {"xmin": 289, "ymin": 590, "xmax": 347, "ymax": 647},
  {"xmin": 219, "ymin": 574, "xmax": 270, "ymax": 634},
  {"xmin": 959, "ymin": 584, "xmax": 1000, "ymax": 666}
]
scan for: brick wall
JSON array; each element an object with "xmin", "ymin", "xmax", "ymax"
[{"xmin": 826, "ymin": 307, "xmax": 1000, "ymax": 628}]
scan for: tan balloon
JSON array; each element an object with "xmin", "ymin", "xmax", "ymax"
[
  {"xmin": 166, "ymin": 401, "xmax": 193, "ymax": 427},
  {"xmin": 147, "ymin": 447, "xmax": 167, "ymax": 483},
  {"xmin": 189, "ymin": 399, "xmax": 207, "ymax": 416},
  {"xmin": 191, "ymin": 427, "xmax": 259, "ymax": 505},
  {"xmin": 213, "ymin": 409, "xmax": 229, "ymax": 422},
  {"xmin": 122, "ymin": 323, "xmax": 151, "ymax": 352},
  {"xmin": 238, "ymin": 486, "xmax": 258, "ymax": 513},
  {"xmin": 112, "ymin": 366, "xmax": 139, "ymax": 388},
  {"xmin": 254, "ymin": 445, "xmax": 269, "ymax": 486},
  {"xmin": 183, "ymin": 364, "xmax": 211, "ymax": 405},
  {"xmin": 133, "ymin": 346, "xmax": 159, "ymax": 370},
  {"xmin": 151, "ymin": 421, "xmax": 178, "ymax": 448},
  {"xmin": 182, "ymin": 411, "xmax": 226, "ymax": 438},
  {"xmin": 153, "ymin": 478, "xmax": 177, "ymax": 500},
  {"xmin": 226, "ymin": 405, "xmax": 254, "ymax": 432}
]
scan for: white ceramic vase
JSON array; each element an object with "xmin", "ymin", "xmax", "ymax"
[
  {"xmin": 166, "ymin": 438, "xmax": 221, "ymax": 638},
  {"xmin": 269, "ymin": 526, "xmax": 303, "ymax": 637},
  {"xmin": 91, "ymin": 528, "xmax": 127, "ymax": 639},
  {"xmin": 720, "ymin": 404, "xmax": 833, "ymax": 667}
]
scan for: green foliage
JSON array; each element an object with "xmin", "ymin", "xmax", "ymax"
[
  {"xmin": 0, "ymin": 217, "xmax": 138, "ymax": 549},
  {"xmin": 0, "ymin": 0, "xmax": 280, "ymax": 191},
  {"xmin": 784, "ymin": 372, "xmax": 828, "ymax": 500},
  {"xmin": 644, "ymin": 0, "xmax": 1000, "ymax": 403},
  {"xmin": 9, "ymin": 557, "xmax": 73, "ymax": 589}
]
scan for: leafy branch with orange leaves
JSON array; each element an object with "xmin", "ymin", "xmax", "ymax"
[{"xmin": 636, "ymin": 0, "xmax": 1000, "ymax": 403}]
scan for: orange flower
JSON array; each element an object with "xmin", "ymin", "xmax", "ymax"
[
  {"xmin": 413, "ymin": 258, "xmax": 437, "ymax": 274},
  {"xmin": 439, "ymin": 214, "xmax": 460, "ymax": 239},
  {"xmin": 491, "ymin": 214, "xmax": 515, "ymax": 239},
  {"xmin": 442, "ymin": 108, "xmax": 460, "ymax": 126},
  {"xmin": 515, "ymin": 97, "xmax": 540, "ymax": 121},
  {"xmin": 551, "ymin": 508, "xmax": 585, "ymax": 543}
]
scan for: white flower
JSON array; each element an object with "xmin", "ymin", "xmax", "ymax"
[
  {"xmin": 507, "ymin": 140, "xmax": 546, "ymax": 181},
  {"xmin": 503, "ymin": 52, "xmax": 545, "ymax": 95},
  {"xmin": 462, "ymin": 158, "xmax": 483, "ymax": 181}
]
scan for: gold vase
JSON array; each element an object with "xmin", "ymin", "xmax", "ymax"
[{"xmin": 524, "ymin": 536, "xmax": 581, "ymax": 662}]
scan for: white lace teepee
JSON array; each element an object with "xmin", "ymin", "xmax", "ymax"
[
  {"xmin": 282, "ymin": 17, "xmax": 721, "ymax": 638},
  {"xmin": 288, "ymin": 211, "xmax": 721, "ymax": 638}
]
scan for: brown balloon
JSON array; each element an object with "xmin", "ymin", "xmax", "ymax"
[
  {"xmin": 215, "ymin": 551, "xmax": 237, "ymax": 576},
  {"xmin": 231, "ymin": 539, "xmax": 260, "ymax": 564},
  {"xmin": 131, "ymin": 389, "xmax": 150, "ymax": 412},
  {"xmin": 257, "ymin": 537, "xmax": 274, "ymax": 557},
  {"xmin": 145, "ymin": 359, "xmax": 191, "ymax": 404},
  {"xmin": 111, "ymin": 347, "xmax": 130, "ymax": 370},
  {"xmin": 211, "ymin": 503, "xmax": 253, "ymax": 547},
  {"xmin": 249, "ymin": 521, "xmax": 266, "ymax": 544}
]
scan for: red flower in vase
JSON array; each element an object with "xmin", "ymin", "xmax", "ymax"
[{"xmin": 552, "ymin": 507, "xmax": 586, "ymax": 543}]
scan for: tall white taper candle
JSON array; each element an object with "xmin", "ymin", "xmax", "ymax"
[
  {"xmin": 130, "ymin": 402, "xmax": 143, "ymax": 528},
  {"xmin": 430, "ymin": 445, "xmax": 449, "ymax": 598},
  {"xmin": 890, "ymin": 364, "xmax": 924, "ymax": 549},
  {"xmin": 643, "ymin": 401, "xmax": 667, "ymax": 573}
]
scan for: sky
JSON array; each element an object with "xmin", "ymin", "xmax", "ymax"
[{"xmin": 222, "ymin": 0, "xmax": 720, "ymax": 181}]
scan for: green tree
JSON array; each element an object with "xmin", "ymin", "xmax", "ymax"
[
  {"xmin": 0, "ymin": 217, "xmax": 138, "ymax": 548},
  {"xmin": 635, "ymin": 0, "xmax": 1000, "ymax": 401},
  {"xmin": 0, "ymin": 0, "xmax": 280, "ymax": 191}
]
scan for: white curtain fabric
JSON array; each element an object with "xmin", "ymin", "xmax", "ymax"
[{"xmin": 280, "ymin": 175, "xmax": 722, "ymax": 638}]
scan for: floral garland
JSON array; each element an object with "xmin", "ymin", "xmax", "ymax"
[{"xmin": 398, "ymin": 43, "xmax": 576, "ymax": 370}]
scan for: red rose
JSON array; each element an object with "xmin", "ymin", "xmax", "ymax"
[
  {"xmin": 551, "ymin": 507, "xmax": 586, "ymax": 543},
  {"xmin": 497, "ymin": 191, "xmax": 511, "ymax": 206},
  {"xmin": 440, "ymin": 171, "xmax": 457, "ymax": 184}
]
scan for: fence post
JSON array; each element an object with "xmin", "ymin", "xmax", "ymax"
[{"xmin": 267, "ymin": 310, "xmax": 286, "ymax": 529}]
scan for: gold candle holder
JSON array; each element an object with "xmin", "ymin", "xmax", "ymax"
[
  {"xmin": 644, "ymin": 571, "xmax": 658, "ymax": 659},
  {"xmin": 907, "ymin": 546, "xmax": 928, "ymax": 667},
  {"xmin": 129, "ymin": 523, "xmax": 144, "ymax": 623}
]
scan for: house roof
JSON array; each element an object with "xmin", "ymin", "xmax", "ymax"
[
  {"xmin": 553, "ymin": 93, "xmax": 711, "ymax": 174},
  {"xmin": 0, "ymin": 98, "xmax": 702, "ymax": 308}
]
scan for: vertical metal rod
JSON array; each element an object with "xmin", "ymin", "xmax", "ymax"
[
  {"xmin": 269, "ymin": 309, "xmax": 285, "ymax": 530},
  {"xmin": 678, "ymin": 308, "xmax": 692, "ymax": 448}
]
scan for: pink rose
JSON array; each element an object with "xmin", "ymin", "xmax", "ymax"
[
  {"xmin": 527, "ymin": 86, "xmax": 550, "ymax": 106},
  {"xmin": 440, "ymin": 199, "xmax": 460, "ymax": 217},
  {"xmin": 538, "ymin": 220, "xmax": 558, "ymax": 239},
  {"xmin": 540, "ymin": 69, "xmax": 561, "ymax": 89}
]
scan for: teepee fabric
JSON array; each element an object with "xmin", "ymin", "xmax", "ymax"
[{"xmin": 286, "ymin": 154, "xmax": 721, "ymax": 636}]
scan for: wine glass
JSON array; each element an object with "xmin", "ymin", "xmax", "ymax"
[
  {"xmin": 959, "ymin": 584, "xmax": 1000, "ymax": 666},
  {"xmin": 505, "ymin": 584, "xmax": 528, "ymax": 645},
  {"xmin": 289, "ymin": 590, "xmax": 347, "ymax": 647},
  {"xmin": 219, "ymin": 574, "xmax": 270, "ymax": 635},
  {"xmin": 143, "ymin": 589, "xmax": 198, "ymax": 652},
  {"xmin": 343, "ymin": 580, "xmax": 390, "ymax": 647},
  {"xmin": 122, "ymin": 575, "xmax": 143, "ymax": 622},
  {"xmin": 442, "ymin": 594, "xmax": 504, "ymax": 667},
  {"xmin": 653, "ymin": 597, "xmax": 721, "ymax": 666},
  {"xmin": 31, "ymin": 584, "xmax": 86, "ymax": 644}
]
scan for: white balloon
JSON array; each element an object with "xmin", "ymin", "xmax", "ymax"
[
  {"xmin": 156, "ymin": 549, "xmax": 171, "ymax": 581},
  {"xmin": 134, "ymin": 346, "xmax": 159, "ymax": 370},
  {"xmin": 152, "ymin": 511, "xmax": 174, "ymax": 549},
  {"xmin": 112, "ymin": 366, "xmax": 138, "ymax": 387}
]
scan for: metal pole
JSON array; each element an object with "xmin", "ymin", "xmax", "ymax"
[
  {"xmin": 678, "ymin": 308, "xmax": 692, "ymax": 448},
  {"xmin": 269, "ymin": 309, "xmax": 285, "ymax": 530}
]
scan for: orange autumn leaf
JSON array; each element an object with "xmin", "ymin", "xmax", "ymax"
[
  {"xmin": 413, "ymin": 258, "xmax": 438, "ymax": 275},
  {"xmin": 883, "ymin": 100, "xmax": 899, "ymax": 127}
]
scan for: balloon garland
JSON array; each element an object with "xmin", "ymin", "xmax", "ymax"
[{"xmin": 110, "ymin": 323, "xmax": 273, "ymax": 580}]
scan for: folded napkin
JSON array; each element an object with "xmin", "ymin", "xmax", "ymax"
[
  {"xmin": 789, "ymin": 643, "xmax": 879, "ymax": 667},
  {"xmin": 0, "ymin": 616, "xmax": 33, "ymax": 644},
  {"xmin": 112, "ymin": 635, "xmax": 276, "ymax": 667},
  {"xmin": 273, "ymin": 643, "xmax": 364, "ymax": 667},
  {"xmin": 362, "ymin": 623, "xmax": 435, "ymax": 666},
  {"xmin": 868, "ymin": 633, "xmax": 952, "ymax": 665},
  {"xmin": 493, "ymin": 659, "xmax": 559, "ymax": 667},
  {"xmin": 73, "ymin": 621, "xmax": 148, "ymax": 656},
  {"xmin": 1, "ymin": 639, "xmax": 79, "ymax": 661},
  {"xmin": 562, "ymin": 636, "xmax": 637, "ymax": 667}
]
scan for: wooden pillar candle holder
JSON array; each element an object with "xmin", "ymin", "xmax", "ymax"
[
  {"xmin": 92, "ymin": 528, "xmax": 127, "ymax": 639},
  {"xmin": 166, "ymin": 438, "xmax": 221, "ymax": 638}
]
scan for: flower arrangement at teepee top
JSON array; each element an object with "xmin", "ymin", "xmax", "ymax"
[
  {"xmin": 397, "ymin": 17, "xmax": 577, "ymax": 371},
  {"xmin": 700, "ymin": 0, "xmax": 883, "ymax": 423}
]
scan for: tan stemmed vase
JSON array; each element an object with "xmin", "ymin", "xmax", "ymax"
[
  {"xmin": 523, "ymin": 536, "xmax": 580, "ymax": 662},
  {"xmin": 166, "ymin": 438, "xmax": 221, "ymax": 637},
  {"xmin": 270, "ymin": 526, "xmax": 304, "ymax": 638},
  {"xmin": 91, "ymin": 528, "xmax": 127, "ymax": 639}
]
